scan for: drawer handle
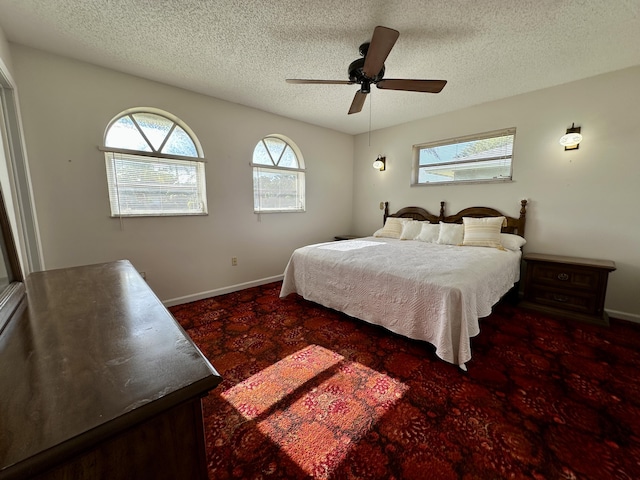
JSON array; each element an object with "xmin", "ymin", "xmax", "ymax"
[
  {"xmin": 557, "ymin": 273, "xmax": 569, "ymax": 281},
  {"xmin": 553, "ymin": 294, "xmax": 569, "ymax": 302}
]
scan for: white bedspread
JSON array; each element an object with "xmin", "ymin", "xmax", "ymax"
[{"xmin": 280, "ymin": 237, "xmax": 521, "ymax": 367}]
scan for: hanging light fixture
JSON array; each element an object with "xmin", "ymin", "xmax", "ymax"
[
  {"xmin": 372, "ymin": 155, "xmax": 386, "ymax": 171},
  {"xmin": 559, "ymin": 123, "xmax": 583, "ymax": 150}
]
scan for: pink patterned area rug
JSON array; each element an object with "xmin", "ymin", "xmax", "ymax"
[{"xmin": 170, "ymin": 282, "xmax": 640, "ymax": 479}]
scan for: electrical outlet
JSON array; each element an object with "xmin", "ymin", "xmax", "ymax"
[
  {"xmin": 379, "ymin": 202, "xmax": 385, "ymax": 210},
  {"xmin": 231, "ymin": 257, "xmax": 238, "ymax": 266}
]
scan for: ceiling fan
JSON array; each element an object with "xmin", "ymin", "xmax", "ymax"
[{"xmin": 286, "ymin": 26, "xmax": 447, "ymax": 115}]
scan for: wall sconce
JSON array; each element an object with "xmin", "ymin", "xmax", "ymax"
[
  {"xmin": 559, "ymin": 123, "xmax": 583, "ymax": 150},
  {"xmin": 372, "ymin": 155, "xmax": 386, "ymax": 171}
]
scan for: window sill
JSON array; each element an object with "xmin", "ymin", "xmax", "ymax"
[
  {"xmin": 254, "ymin": 209, "xmax": 306, "ymax": 214},
  {"xmin": 411, "ymin": 178, "xmax": 513, "ymax": 187},
  {"xmin": 110, "ymin": 212, "xmax": 208, "ymax": 218}
]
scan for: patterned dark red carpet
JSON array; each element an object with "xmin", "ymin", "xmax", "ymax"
[{"xmin": 170, "ymin": 282, "xmax": 640, "ymax": 480}]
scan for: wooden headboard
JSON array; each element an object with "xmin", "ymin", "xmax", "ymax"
[
  {"xmin": 384, "ymin": 202, "xmax": 444, "ymax": 224},
  {"xmin": 384, "ymin": 199, "xmax": 528, "ymax": 237}
]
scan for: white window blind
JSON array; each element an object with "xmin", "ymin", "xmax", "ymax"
[
  {"xmin": 105, "ymin": 152, "xmax": 207, "ymax": 216},
  {"xmin": 253, "ymin": 166, "xmax": 305, "ymax": 213}
]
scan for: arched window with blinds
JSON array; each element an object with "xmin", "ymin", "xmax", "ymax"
[
  {"xmin": 252, "ymin": 135, "xmax": 305, "ymax": 213},
  {"xmin": 101, "ymin": 108, "xmax": 207, "ymax": 217}
]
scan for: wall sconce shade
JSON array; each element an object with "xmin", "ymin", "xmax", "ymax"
[
  {"xmin": 373, "ymin": 155, "xmax": 386, "ymax": 171},
  {"xmin": 559, "ymin": 123, "xmax": 582, "ymax": 150}
]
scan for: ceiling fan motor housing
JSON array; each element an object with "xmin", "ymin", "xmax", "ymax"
[{"xmin": 348, "ymin": 57, "xmax": 385, "ymax": 86}]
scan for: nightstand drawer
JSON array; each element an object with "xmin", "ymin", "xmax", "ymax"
[
  {"xmin": 527, "ymin": 286, "xmax": 597, "ymax": 315},
  {"xmin": 528, "ymin": 263, "xmax": 601, "ymax": 291},
  {"xmin": 521, "ymin": 253, "xmax": 616, "ymax": 326}
]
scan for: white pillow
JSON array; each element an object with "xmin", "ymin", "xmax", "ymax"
[
  {"xmin": 436, "ymin": 222, "xmax": 464, "ymax": 245},
  {"xmin": 462, "ymin": 216, "xmax": 505, "ymax": 249},
  {"xmin": 373, "ymin": 217, "xmax": 409, "ymax": 239},
  {"xmin": 400, "ymin": 220, "xmax": 424, "ymax": 240},
  {"xmin": 500, "ymin": 233, "xmax": 526, "ymax": 251},
  {"xmin": 416, "ymin": 223, "xmax": 440, "ymax": 243}
]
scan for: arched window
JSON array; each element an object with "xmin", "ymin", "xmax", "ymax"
[
  {"xmin": 101, "ymin": 108, "xmax": 206, "ymax": 217},
  {"xmin": 252, "ymin": 135, "xmax": 305, "ymax": 213}
]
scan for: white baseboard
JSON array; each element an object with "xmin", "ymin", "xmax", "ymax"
[
  {"xmin": 606, "ymin": 309, "xmax": 640, "ymax": 324},
  {"xmin": 162, "ymin": 275, "xmax": 284, "ymax": 307}
]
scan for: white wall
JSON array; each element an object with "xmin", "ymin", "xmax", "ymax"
[
  {"xmin": 0, "ymin": 25, "xmax": 12, "ymax": 74},
  {"xmin": 11, "ymin": 45, "xmax": 354, "ymax": 303},
  {"xmin": 353, "ymin": 66, "xmax": 640, "ymax": 320}
]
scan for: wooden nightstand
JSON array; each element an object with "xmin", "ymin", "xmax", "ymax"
[{"xmin": 520, "ymin": 253, "xmax": 616, "ymax": 326}]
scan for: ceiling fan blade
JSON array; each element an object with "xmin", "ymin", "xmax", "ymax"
[
  {"xmin": 286, "ymin": 79, "xmax": 354, "ymax": 85},
  {"xmin": 348, "ymin": 91, "xmax": 368, "ymax": 115},
  {"xmin": 377, "ymin": 79, "xmax": 447, "ymax": 93},
  {"xmin": 362, "ymin": 26, "xmax": 399, "ymax": 79}
]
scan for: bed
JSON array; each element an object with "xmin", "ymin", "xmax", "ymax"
[{"xmin": 280, "ymin": 200, "xmax": 528, "ymax": 369}]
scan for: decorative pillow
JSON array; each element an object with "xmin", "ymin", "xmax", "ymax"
[
  {"xmin": 400, "ymin": 220, "xmax": 424, "ymax": 240},
  {"xmin": 436, "ymin": 222, "xmax": 464, "ymax": 245},
  {"xmin": 373, "ymin": 217, "xmax": 408, "ymax": 239},
  {"xmin": 462, "ymin": 216, "xmax": 505, "ymax": 249},
  {"xmin": 500, "ymin": 233, "xmax": 526, "ymax": 251},
  {"xmin": 416, "ymin": 223, "xmax": 440, "ymax": 243}
]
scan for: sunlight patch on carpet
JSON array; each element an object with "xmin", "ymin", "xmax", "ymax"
[
  {"xmin": 222, "ymin": 344, "xmax": 345, "ymax": 418},
  {"xmin": 222, "ymin": 344, "xmax": 408, "ymax": 478}
]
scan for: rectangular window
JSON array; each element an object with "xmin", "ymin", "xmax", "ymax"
[
  {"xmin": 253, "ymin": 167, "xmax": 305, "ymax": 213},
  {"xmin": 412, "ymin": 128, "xmax": 515, "ymax": 186},
  {"xmin": 105, "ymin": 152, "xmax": 207, "ymax": 216}
]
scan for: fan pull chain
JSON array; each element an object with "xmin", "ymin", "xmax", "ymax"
[{"xmin": 368, "ymin": 91, "xmax": 372, "ymax": 146}]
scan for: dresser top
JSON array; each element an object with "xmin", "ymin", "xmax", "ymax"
[
  {"xmin": 0, "ymin": 260, "xmax": 221, "ymax": 478},
  {"xmin": 524, "ymin": 252, "xmax": 616, "ymax": 271}
]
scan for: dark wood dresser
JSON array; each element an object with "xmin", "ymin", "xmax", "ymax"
[
  {"xmin": 0, "ymin": 260, "xmax": 221, "ymax": 479},
  {"xmin": 520, "ymin": 253, "xmax": 616, "ymax": 326}
]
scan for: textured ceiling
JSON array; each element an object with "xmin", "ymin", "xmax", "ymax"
[{"xmin": 1, "ymin": 0, "xmax": 639, "ymax": 135}]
